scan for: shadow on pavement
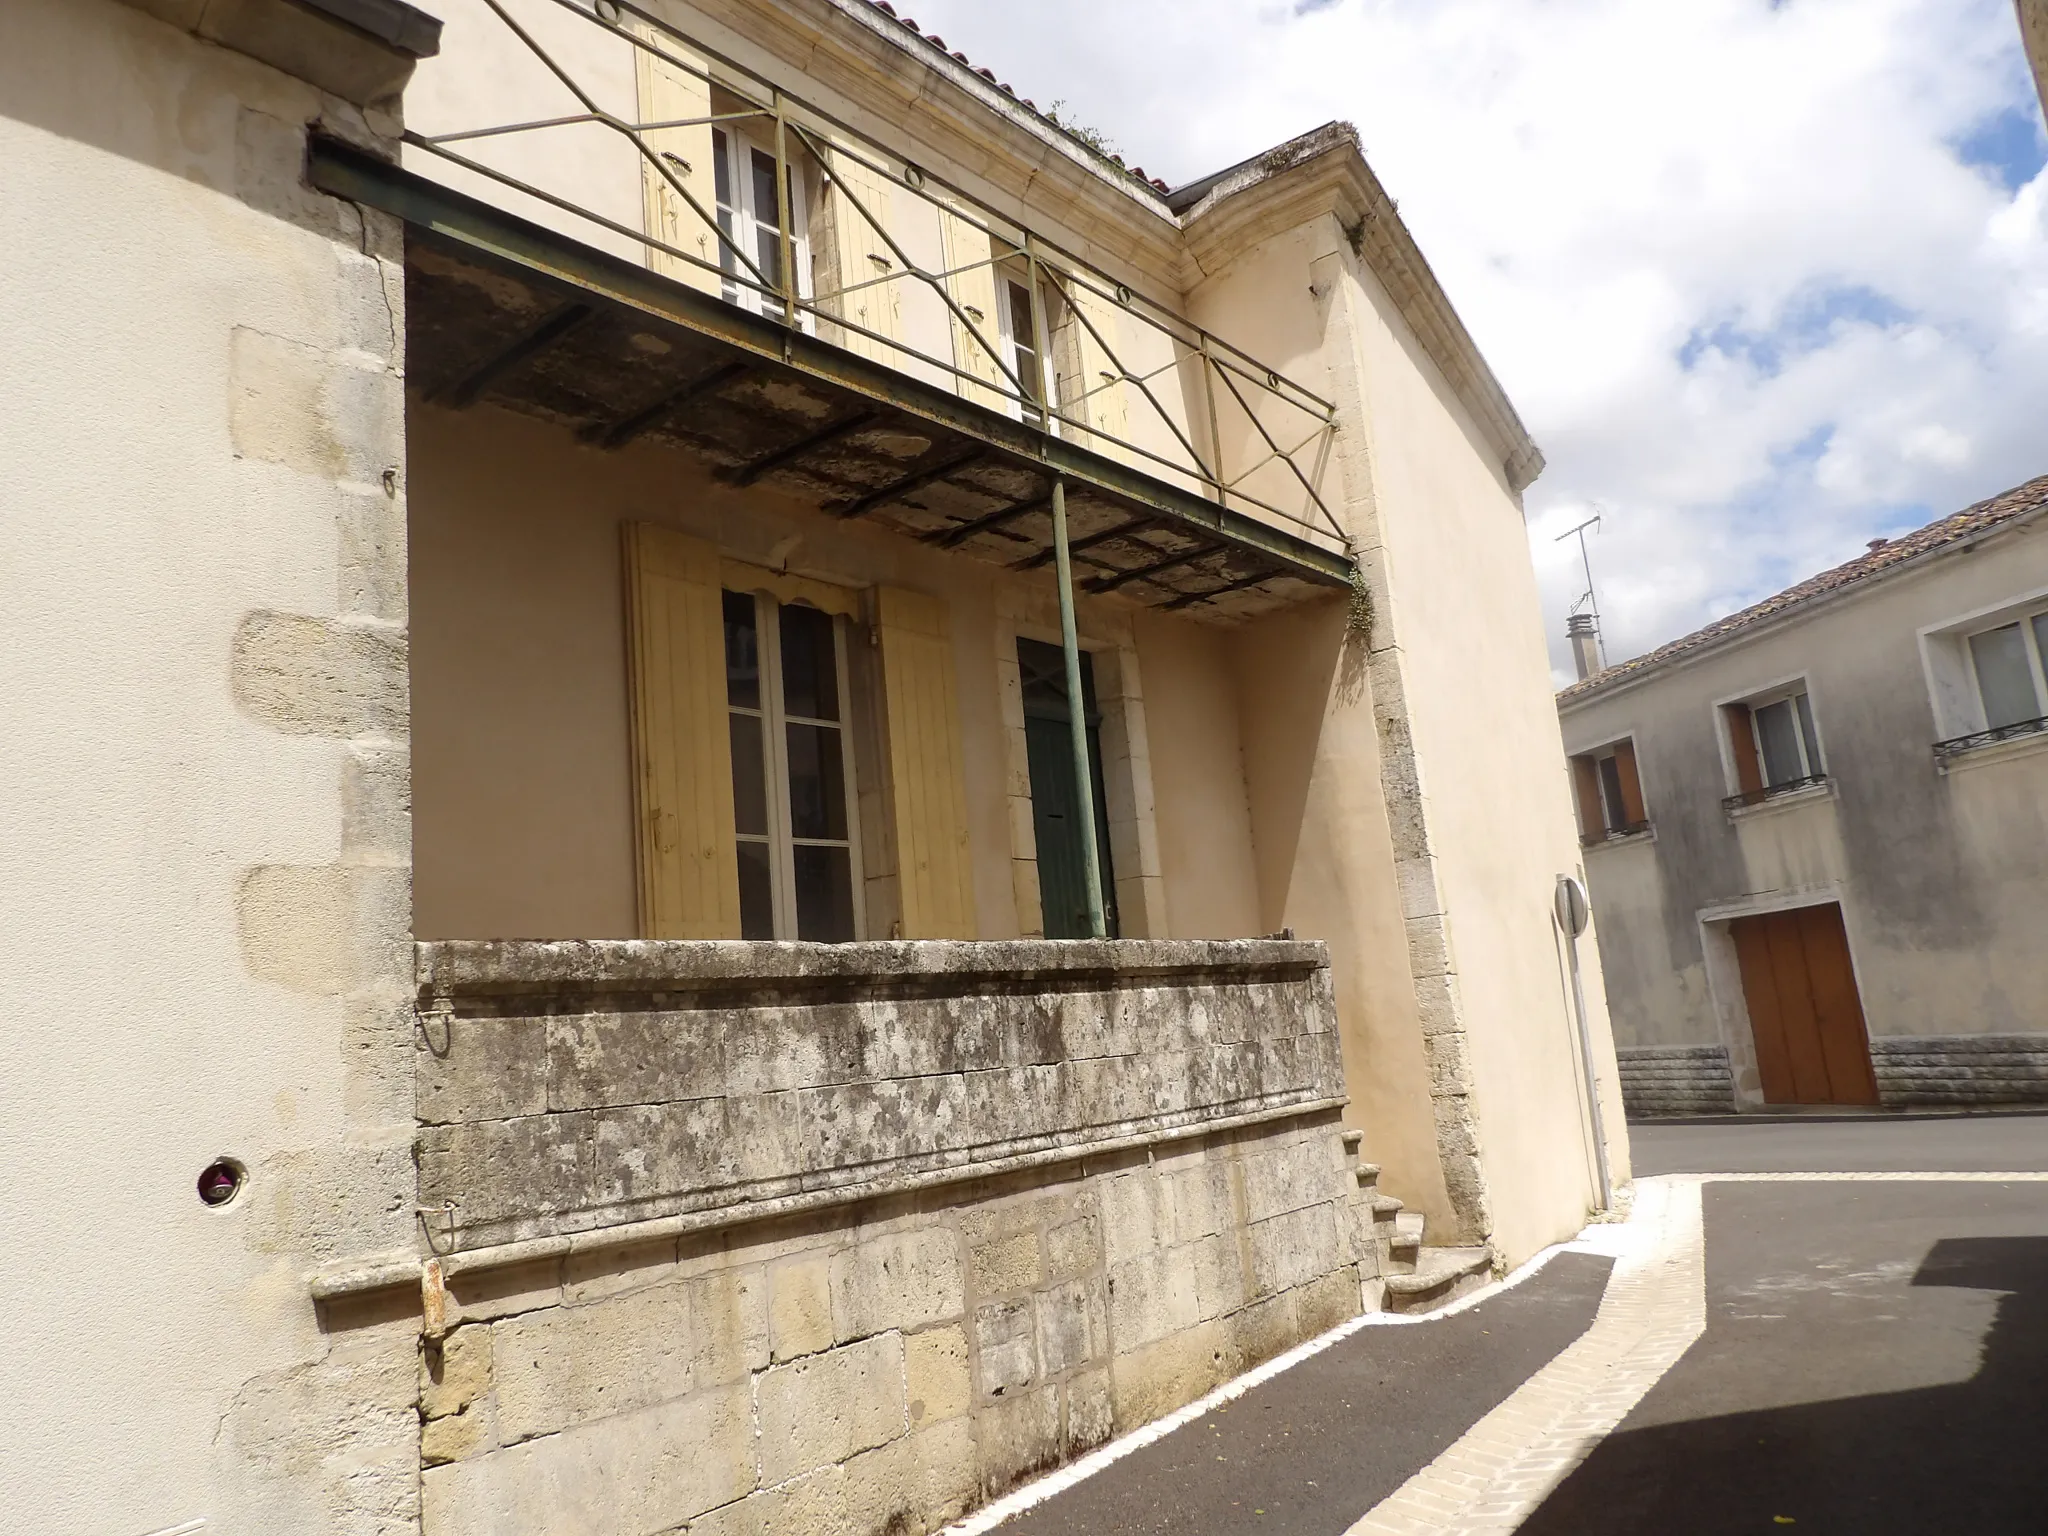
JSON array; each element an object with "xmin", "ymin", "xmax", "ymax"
[{"xmin": 1519, "ymin": 1236, "xmax": 2048, "ymax": 1535}]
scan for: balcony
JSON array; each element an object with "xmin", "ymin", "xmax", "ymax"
[
  {"xmin": 1721, "ymin": 773, "xmax": 1831, "ymax": 813},
  {"xmin": 1933, "ymin": 714, "xmax": 2048, "ymax": 766},
  {"xmin": 318, "ymin": 0, "xmax": 1357, "ymax": 620}
]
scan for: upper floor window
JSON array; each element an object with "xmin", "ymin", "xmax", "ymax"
[
  {"xmin": 1966, "ymin": 607, "xmax": 2048, "ymax": 732},
  {"xmin": 1570, "ymin": 739, "xmax": 1648, "ymax": 845},
  {"xmin": 1723, "ymin": 684, "xmax": 1825, "ymax": 804},
  {"xmin": 1920, "ymin": 593, "xmax": 2048, "ymax": 761},
  {"xmin": 712, "ymin": 127, "xmax": 813, "ymax": 321}
]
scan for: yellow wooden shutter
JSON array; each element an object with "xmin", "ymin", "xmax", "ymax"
[
  {"xmin": 876, "ymin": 587, "xmax": 976, "ymax": 938},
  {"xmin": 634, "ymin": 25, "xmax": 719, "ymax": 296},
  {"xmin": 814, "ymin": 146, "xmax": 903, "ymax": 362},
  {"xmin": 1069, "ymin": 281, "xmax": 1131, "ymax": 459},
  {"xmin": 624, "ymin": 522, "xmax": 740, "ymax": 938},
  {"xmin": 937, "ymin": 208, "xmax": 1010, "ymax": 413}
]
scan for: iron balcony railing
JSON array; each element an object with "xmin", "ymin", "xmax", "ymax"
[
  {"xmin": 1580, "ymin": 819, "xmax": 1651, "ymax": 848},
  {"xmin": 1932, "ymin": 715, "xmax": 2048, "ymax": 764},
  {"xmin": 1721, "ymin": 773, "xmax": 1830, "ymax": 812},
  {"xmin": 405, "ymin": 0, "xmax": 1348, "ymax": 556}
]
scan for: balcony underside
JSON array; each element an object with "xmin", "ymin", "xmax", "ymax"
[{"xmin": 311, "ymin": 138, "xmax": 1353, "ymax": 622}]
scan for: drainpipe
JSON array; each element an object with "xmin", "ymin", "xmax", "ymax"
[
  {"xmin": 1050, "ymin": 475, "xmax": 1107, "ymax": 937},
  {"xmin": 1555, "ymin": 874, "xmax": 1612, "ymax": 1210}
]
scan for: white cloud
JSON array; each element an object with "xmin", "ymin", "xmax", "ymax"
[{"xmin": 901, "ymin": 0, "xmax": 2048, "ymax": 681}]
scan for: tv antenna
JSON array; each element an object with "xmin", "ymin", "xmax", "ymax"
[{"xmin": 1555, "ymin": 513, "xmax": 1603, "ymax": 621}]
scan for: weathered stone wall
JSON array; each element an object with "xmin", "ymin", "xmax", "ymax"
[
  {"xmin": 419, "ymin": 1110, "xmax": 1366, "ymax": 1536},
  {"xmin": 1873, "ymin": 1035, "xmax": 2048, "ymax": 1107},
  {"xmin": 415, "ymin": 939, "xmax": 1347, "ymax": 1251},
  {"xmin": 410, "ymin": 939, "xmax": 1369, "ymax": 1536},
  {"xmin": 1618, "ymin": 1045, "xmax": 1737, "ymax": 1118}
]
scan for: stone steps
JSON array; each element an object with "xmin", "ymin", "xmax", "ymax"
[
  {"xmin": 1382, "ymin": 1247, "xmax": 1493, "ymax": 1314},
  {"xmin": 1341, "ymin": 1130, "xmax": 1494, "ymax": 1313}
]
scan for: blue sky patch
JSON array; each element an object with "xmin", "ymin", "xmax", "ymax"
[
  {"xmin": 1678, "ymin": 285, "xmax": 1912, "ymax": 376},
  {"xmin": 1953, "ymin": 104, "xmax": 2048, "ymax": 193}
]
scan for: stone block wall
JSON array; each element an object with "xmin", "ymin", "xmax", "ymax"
[
  {"xmin": 1872, "ymin": 1035, "xmax": 2048, "ymax": 1107},
  {"xmin": 409, "ymin": 938, "xmax": 1368, "ymax": 1536},
  {"xmin": 418, "ymin": 1110, "xmax": 1366, "ymax": 1536},
  {"xmin": 1617, "ymin": 1045, "xmax": 1737, "ymax": 1118},
  {"xmin": 415, "ymin": 938, "xmax": 1346, "ymax": 1251}
]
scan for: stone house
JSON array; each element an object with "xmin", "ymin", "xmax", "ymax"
[
  {"xmin": 1558, "ymin": 478, "xmax": 2048, "ymax": 1118},
  {"xmin": 1, "ymin": 0, "xmax": 1625, "ymax": 1531}
]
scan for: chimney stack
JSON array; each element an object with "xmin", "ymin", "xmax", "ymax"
[{"xmin": 1567, "ymin": 612, "xmax": 1603, "ymax": 681}]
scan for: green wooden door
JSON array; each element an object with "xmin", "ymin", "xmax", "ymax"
[{"xmin": 1017, "ymin": 638, "xmax": 1117, "ymax": 938}]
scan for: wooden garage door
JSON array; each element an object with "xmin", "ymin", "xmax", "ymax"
[{"xmin": 1731, "ymin": 903, "xmax": 1878, "ymax": 1106}]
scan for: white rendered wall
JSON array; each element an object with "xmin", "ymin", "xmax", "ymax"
[{"xmin": 0, "ymin": 3, "xmax": 416, "ymax": 1532}]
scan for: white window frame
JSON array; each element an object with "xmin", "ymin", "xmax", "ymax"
[
  {"xmin": 1714, "ymin": 674, "xmax": 1827, "ymax": 795},
  {"xmin": 727, "ymin": 592, "xmax": 864, "ymax": 941},
  {"xmin": 712, "ymin": 126, "xmax": 814, "ymax": 328},
  {"xmin": 1963, "ymin": 606, "xmax": 2048, "ymax": 730},
  {"xmin": 995, "ymin": 271, "xmax": 1051, "ymax": 426},
  {"xmin": 1916, "ymin": 584, "xmax": 2048, "ymax": 741}
]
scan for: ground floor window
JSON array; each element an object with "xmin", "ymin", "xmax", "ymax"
[{"xmin": 725, "ymin": 591, "xmax": 861, "ymax": 940}]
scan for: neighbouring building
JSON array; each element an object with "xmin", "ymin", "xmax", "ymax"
[
  {"xmin": 1559, "ymin": 478, "xmax": 2048, "ymax": 1118},
  {"xmin": 1, "ymin": 1, "xmax": 1625, "ymax": 1532},
  {"xmin": 2022, "ymin": 0, "xmax": 2048, "ymax": 115}
]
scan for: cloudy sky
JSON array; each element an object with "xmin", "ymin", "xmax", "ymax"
[{"xmin": 900, "ymin": 0, "xmax": 2048, "ymax": 680}]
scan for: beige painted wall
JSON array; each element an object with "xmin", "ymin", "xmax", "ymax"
[
  {"xmin": 1341, "ymin": 246, "xmax": 1625, "ymax": 1263},
  {"xmin": 0, "ymin": 3, "xmax": 417, "ymax": 1532},
  {"xmin": 1184, "ymin": 204, "xmax": 1626, "ymax": 1263},
  {"xmin": 1562, "ymin": 515, "xmax": 2048, "ymax": 1071},
  {"xmin": 409, "ymin": 400, "xmax": 1272, "ymax": 947}
]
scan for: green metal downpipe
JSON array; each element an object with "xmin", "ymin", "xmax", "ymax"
[{"xmin": 1050, "ymin": 476, "xmax": 1107, "ymax": 938}]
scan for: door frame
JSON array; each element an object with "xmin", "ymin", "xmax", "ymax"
[{"xmin": 1697, "ymin": 884, "xmax": 1878, "ymax": 1110}]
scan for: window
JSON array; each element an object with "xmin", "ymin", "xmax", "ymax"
[
  {"xmin": 1965, "ymin": 608, "xmax": 2048, "ymax": 731},
  {"xmin": 724, "ymin": 591, "xmax": 861, "ymax": 940},
  {"xmin": 712, "ymin": 127, "xmax": 813, "ymax": 322},
  {"xmin": 999, "ymin": 275, "xmax": 1045, "ymax": 411},
  {"xmin": 1570, "ymin": 739, "xmax": 1648, "ymax": 845},
  {"xmin": 1723, "ymin": 685, "xmax": 1824, "ymax": 804}
]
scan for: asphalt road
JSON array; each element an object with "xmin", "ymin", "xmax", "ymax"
[
  {"xmin": 993, "ymin": 1116, "xmax": 2048, "ymax": 1534},
  {"xmin": 1631, "ymin": 1110, "xmax": 2048, "ymax": 1174},
  {"xmin": 993, "ymin": 1253, "xmax": 1614, "ymax": 1536},
  {"xmin": 1521, "ymin": 1178, "xmax": 2048, "ymax": 1535}
]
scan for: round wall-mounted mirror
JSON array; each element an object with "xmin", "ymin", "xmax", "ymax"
[{"xmin": 1554, "ymin": 874, "xmax": 1591, "ymax": 939}]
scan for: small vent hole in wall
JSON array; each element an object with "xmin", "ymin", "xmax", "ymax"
[{"xmin": 198, "ymin": 1159, "xmax": 246, "ymax": 1208}]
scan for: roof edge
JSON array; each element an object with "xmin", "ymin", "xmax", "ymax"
[
  {"xmin": 1175, "ymin": 123, "xmax": 1543, "ymax": 496},
  {"xmin": 1557, "ymin": 481, "xmax": 2048, "ymax": 713}
]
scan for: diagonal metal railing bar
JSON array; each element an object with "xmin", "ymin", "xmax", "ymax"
[
  {"xmin": 789, "ymin": 120, "xmax": 1032, "ymax": 407},
  {"xmin": 1047, "ymin": 270, "xmax": 1220, "ymax": 490},
  {"xmin": 1209, "ymin": 353, "xmax": 1346, "ymax": 543},
  {"xmin": 426, "ymin": 106, "xmax": 772, "ymax": 146},
  {"xmin": 409, "ymin": 0, "xmax": 1349, "ymax": 553},
  {"xmin": 474, "ymin": 0, "xmax": 780, "ymax": 297},
  {"xmin": 1221, "ymin": 418, "xmax": 1337, "ymax": 493}
]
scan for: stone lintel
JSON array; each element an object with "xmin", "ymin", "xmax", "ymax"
[{"xmin": 119, "ymin": 0, "xmax": 441, "ymax": 105}]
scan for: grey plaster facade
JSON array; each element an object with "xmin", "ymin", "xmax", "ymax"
[{"xmin": 1560, "ymin": 481, "xmax": 2048, "ymax": 1113}]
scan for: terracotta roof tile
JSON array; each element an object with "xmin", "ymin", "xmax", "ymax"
[{"xmin": 1558, "ymin": 472, "xmax": 2048, "ymax": 705}]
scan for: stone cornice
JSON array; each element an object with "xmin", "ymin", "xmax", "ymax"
[{"xmin": 1176, "ymin": 124, "xmax": 1543, "ymax": 496}]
